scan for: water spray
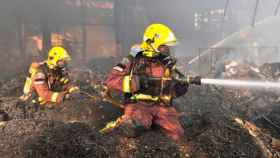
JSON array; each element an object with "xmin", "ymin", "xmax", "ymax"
[{"xmin": 201, "ymin": 78, "xmax": 280, "ymax": 89}]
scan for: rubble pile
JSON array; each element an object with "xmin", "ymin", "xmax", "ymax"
[
  {"xmin": 212, "ymin": 60, "xmax": 280, "ymax": 157},
  {"xmin": 0, "ymin": 58, "xmax": 279, "ymax": 158}
]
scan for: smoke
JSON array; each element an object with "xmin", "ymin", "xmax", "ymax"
[
  {"xmin": 142, "ymin": 0, "xmax": 280, "ymax": 57},
  {"xmin": 0, "ymin": 0, "xmax": 279, "ymax": 76},
  {"xmin": 187, "ymin": 15, "xmax": 280, "ymax": 75}
]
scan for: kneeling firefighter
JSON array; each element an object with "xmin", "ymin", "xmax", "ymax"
[
  {"xmin": 20, "ymin": 46, "xmax": 79, "ymax": 106},
  {"xmin": 103, "ymin": 24, "xmax": 201, "ymax": 141}
]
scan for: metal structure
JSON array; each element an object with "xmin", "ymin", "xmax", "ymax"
[
  {"xmin": 188, "ymin": 46, "xmax": 279, "ymax": 76},
  {"xmin": 251, "ymin": 0, "xmax": 260, "ymax": 27},
  {"xmin": 275, "ymin": 0, "xmax": 280, "ymax": 16},
  {"xmin": 220, "ymin": 0, "xmax": 230, "ymax": 38}
]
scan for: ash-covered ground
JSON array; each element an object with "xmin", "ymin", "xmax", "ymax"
[{"xmin": 0, "ymin": 58, "xmax": 279, "ymax": 158}]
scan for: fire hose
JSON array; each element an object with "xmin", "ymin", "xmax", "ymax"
[
  {"xmin": 79, "ymin": 90, "xmax": 124, "ymax": 109},
  {"xmin": 79, "ymin": 88, "xmax": 125, "ymax": 134},
  {"xmin": 78, "ymin": 74, "xmax": 201, "ymax": 110}
]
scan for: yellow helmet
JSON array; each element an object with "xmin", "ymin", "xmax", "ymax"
[
  {"xmin": 46, "ymin": 46, "xmax": 71, "ymax": 69},
  {"xmin": 141, "ymin": 23, "xmax": 177, "ymax": 57}
]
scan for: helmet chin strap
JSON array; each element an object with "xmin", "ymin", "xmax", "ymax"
[{"xmin": 145, "ymin": 39, "xmax": 160, "ymax": 57}]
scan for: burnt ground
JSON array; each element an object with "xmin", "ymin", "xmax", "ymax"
[{"xmin": 0, "ymin": 58, "xmax": 279, "ymax": 158}]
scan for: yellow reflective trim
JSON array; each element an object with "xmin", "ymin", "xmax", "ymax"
[
  {"xmin": 33, "ymin": 97, "xmax": 47, "ymax": 105},
  {"xmin": 68, "ymin": 86, "xmax": 78, "ymax": 93},
  {"xmin": 186, "ymin": 76, "xmax": 191, "ymax": 83},
  {"xmin": 51, "ymin": 92, "xmax": 59, "ymax": 102},
  {"xmin": 99, "ymin": 117, "xmax": 122, "ymax": 134},
  {"xmin": 160, "ymin": 95, "xmax": 171, "ymax": 103},
  {"xmin": 38, "ymin": 97, "xmax": 47, "ymax": 105},
  {"xmin": 131, "ymin": 94, "xmax": 159, "ymax": 101},
  {"xmin": 164, "ymin": 69, "xmax": 170, "ymax": 77},
  {"xmin": 29, "ymin": 67, "xmax": 37, "ymax": 75},
  {"xmin": 39, "ymin": 101, "xmax": 47, "ymax": 105},
  {"xmin": 122, "ymin": 75, "xmax": 131, "ymax": 93},
  {"xmin": 142, "ymin": 51, "xmax": 154, "ymax": 58},
  {"xmin": 60, "ymin": 78, "xmax": 65, "ymax": 82},
  {"xmin": 64, "ymin": 79, "xmax": 69, "ymax": 84},
  {"xmin": 60, "ymin": 78, "xmax": 69, "ymax": 84},
  {"xmin": 38, "ymin": 97, "xmax": 43, "ymax": 102},
  {"xmin": 23, "ymin": 77, "xmax": 32, "ymax": 94}
]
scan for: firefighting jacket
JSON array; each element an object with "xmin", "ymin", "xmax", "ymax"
[
  {"xmin": 105, "ymin": 52, "xmax": 188, "ymax": 105},
  {"xmin": 23, "ymin": 62, "xmax": 72, "ymax": 104}
]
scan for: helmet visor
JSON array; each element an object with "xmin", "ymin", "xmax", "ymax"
[{"xmin": 164, "ymin": 41, "xmax": 178, "ymax": 46}]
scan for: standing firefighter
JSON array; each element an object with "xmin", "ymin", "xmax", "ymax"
[
  {"xmin": 104, "ymin": 24, "xmax": 201, "ymax": 141},
  {"xmin": 20, "ymin": 46, "xmax": 79, "ymax": 106}
]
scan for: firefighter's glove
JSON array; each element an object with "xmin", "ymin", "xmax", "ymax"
[
  {"xmin": 68, "ymin": 86, "xmax": 80, "ymax": 93},
  {"xmin": 172, "ymin": 79, "xmax": 188, "ymax": 97},
  {"xmin": 189, "ymin": 76, "xmax": 202, "ymax": 85},
  {"xmin": 19, "ymin": 94, "xmax": 31, "ymax": 102},
  {"xmin": 64, "ymin": 87, "xmax": 80, "ymax": 100},
  {"xmin": 64, "ymin": 92, "xmax": 81, "ymax": 100},
  {"xmin": 100, "ymin": 85, "xmax": 108, "ymax": 98}
]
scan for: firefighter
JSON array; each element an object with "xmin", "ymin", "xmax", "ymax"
[
  {"xmin": 104, "ymin": 24, "xmax": 201, "ymax": 141},
  {"xmin": 20, "ymin": 46, "xmax": 79, "ymax": 106}
]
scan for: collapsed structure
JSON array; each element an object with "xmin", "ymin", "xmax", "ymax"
[
  {"xmin": 0, "ymin": 1, "xmax": 280, "ymax": 158},
  {"xmin": 0, "ymin": 55, "xmax": 279, "ymax": 157}
]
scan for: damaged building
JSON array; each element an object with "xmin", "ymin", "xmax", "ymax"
[{"xmin": 0, "ymin": 0, "xmax": 280, "ymax": 158}]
